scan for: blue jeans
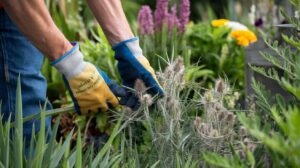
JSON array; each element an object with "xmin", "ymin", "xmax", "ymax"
[{"xmin": 0, "ymin": 10, "xmax": 51, "ymax": 146}]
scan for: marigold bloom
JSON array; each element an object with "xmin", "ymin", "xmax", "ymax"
[
  {"xmin": 212, "ymin": 19, "xmax": 257, "ymax": 47},
  {"xmin": 211, "ymin": 19, "xmax": 229, "ymax": 27},
  {"xmin": 231, "ymin": 30, "xmax": 257, "ymax": 47}
]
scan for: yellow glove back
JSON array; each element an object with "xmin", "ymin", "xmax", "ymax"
[{"xmin": 52, "ymin": 43, "xmax": 126, "ymax": 114}]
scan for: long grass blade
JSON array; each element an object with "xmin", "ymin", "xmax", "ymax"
[
  {"xmin": 75, "ymin": 128, "xmax": 82, "ymax": 168},
  {"xmin": 91, "ymin": 112, "xmax": 124, "ymax": 167},
  {"xmin": 49, "ymin": 130, "xmax": 74, "ymax": 168},
  {"xmin": 10, "ymin": 106, "xmax": 75, "ymax": 128},
  {"xmin": 68, "ymin": 150, "xmax": 77, "ymax": 168},
  {"xmin": 28, "ymin": 125, "xmax": 36, "ymax": 167},
  {"xmin": 32, "ymin": 104, "xmax": 47, "ymax": 167},
  {"xmin": 14, "ymin": 75, "xmax": 23, "ymax": 168},
  {"xmin": 0, "ymin": 162, "xmax": 5, "ymax": 168},
  {"xmin": 43, "ymin": 115, "xmax": 62, "ymax": 167},
  {"xmin": 4, "ymin": 115, "xmax": 11, "ymax": 168}
]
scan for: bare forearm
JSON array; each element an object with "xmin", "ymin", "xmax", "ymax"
[
  {"xmin": 87, "ymin": 0, "xmax": 134, "ymax": 46},
  {"xmin": 1, "ymin": 0, "xmax": 72, "ymax": 61}
]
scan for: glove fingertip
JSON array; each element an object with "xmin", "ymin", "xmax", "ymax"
[
  {"xmin": 132, "ymin": 102, "xmax": 140, "ymax": 111},
  {"xmin": 119, "ymin": 98, "xmax": 127, "ymax": 105},
  {"xmin": 116, "ymin": 88, "xmax": 127, "ymax": 97},
  {"xmin": 126, "ymin": 96, "xmax": 139, "ymax": 109},
  {"xmin": 110, "ymin": 84, "xmax": 127, "ymax": 97},
  {"xmin": 148, "ymin": 85, "xmax": 164, "ymax": 97}
]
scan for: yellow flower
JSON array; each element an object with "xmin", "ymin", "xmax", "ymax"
[
  {"xmin": 187, "ymin": 21, "xmax": 194, "ymax": 29},
  {"xmin": 212, "ymin": 19, "xmax": 258, "ymax": 47},
  {"xmin": 237, "ymin": 36, "xmax": 249, "ymax": 47},
  {"xmin": 231, "ymin": 30, "xmax": 257, "ymax": 47},
  {"xmin": 211, "ymin": 19, "xmax": 230, "ymax": 27}
]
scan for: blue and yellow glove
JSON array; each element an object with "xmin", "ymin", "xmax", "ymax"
[
  {"xmin": 113, "ymin": 38, "xmax": 164, "ymax": 110},
  {"xmin": 52, "ymin": 43, "xmax": 126, "ymax": 115}
]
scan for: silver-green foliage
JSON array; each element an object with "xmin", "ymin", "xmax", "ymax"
[
  {"xmin": 204, "ymin": 2, "xmax": 300, "ymax": 167},
  {"xmin": 113, "ymin": 57, "xmax": 243, "ymax": 168}
]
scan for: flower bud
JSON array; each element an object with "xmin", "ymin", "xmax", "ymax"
[
  {"xmin": 215, "ymin": 79, "xmax": 225, "ymax": 93},
  {"xmin": 193, "ymin": 116, "xmax": 202, "ymax": 128},
  {"xmin": 141, "ymin": 94, "xmax": 153, "ymax": 106},
  {"xmin": 239, "ymin": 126, "xmax": 247, "ymax": 136},
  {"xmin": 134, "ymin": 79, "xmax": 147, "ymax": 94},
  {"xmin": 226, "ymin": 112, "xmax": 234, "ymax": 122},
  {"xmin": 218, "ymin": 112, "xmax": 225, "ymax": 120},
  {"xmin": 243, "ymin": 138, "xmax": 251, "ymax": 146},
  {"xmin": 210, "ymin": 129, "xmax": 219, "ymax": 137}
]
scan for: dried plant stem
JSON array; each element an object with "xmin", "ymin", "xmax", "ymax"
[{"xmin": 11, "ymin": 106, "xmax": 76, "ymax": 128}]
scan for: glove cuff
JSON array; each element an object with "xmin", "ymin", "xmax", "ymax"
[
  {"xmin": 51, "ymin": 42, "xmax": 87, "ymax": 79},
  {"xmin": 112, "ymin": 37, "xmax": 143, "ymax": 58}
]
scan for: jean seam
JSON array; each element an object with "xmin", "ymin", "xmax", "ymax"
[{"xmin": 0, "ymin": 22, "xmax": 12, "ymax": 114}]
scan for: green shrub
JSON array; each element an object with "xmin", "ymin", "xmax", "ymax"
[{"xmin": 186, "ymin": 22, "xmax": 245, "ymax": 90}]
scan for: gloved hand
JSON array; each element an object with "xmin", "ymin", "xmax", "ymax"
[
  {"xmin": 113, "ymin": 38, "xmax": 164, "ymax": 110},
  {"xmin": 52, "ymin": 42, "xmax": 126, "ymax": 114}
]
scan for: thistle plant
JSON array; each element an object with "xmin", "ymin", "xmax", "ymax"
[
  {"xmin": 194, "ymin": 78, "xmax": 250, "ymax": 155},
  {"xmin": 3, "ymin": 57, "xmax": 256, "ymax": 167},
  {"xmin": 117, "ymin": 57, "xmax": 250, "ymax": 167}
]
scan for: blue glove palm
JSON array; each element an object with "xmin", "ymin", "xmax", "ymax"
[{"xmin": 113, "ymin": 38, "xmax": 164, "ymax": 110}]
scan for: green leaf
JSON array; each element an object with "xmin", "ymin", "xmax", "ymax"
[
  {"xmin": 0, "ymin": 162, "xmax": 5, "ymax": 168},
  {"xmin": 149, "ymin": 161, "xmax": 160, "ymax": 168},
  {"xmin": 246, "ymin": 148, "xmax": 255, "ymax": 168},
  {"xmin": 14, "ymin": 75, "xmax": 23, "ymax": 168},
  {"xmin": 32, "ymin": 104, "xmax": 47, "ymax": 168},
  {"xmin": 75, "ymin": 128, "xmax": 82, "ymax": 168},
  {"xmin": 203, "ymin": 152, "xmax": 244, "ymax": 168},
  {"xmin": 91, "ymin": 112, "xmax": 125, "ymax": 167},
  {"xmin": 281, "ymin": 79, "xmax": 300, "ymax": 100},
  {"xmin": 96, "ymin": 113, "xmax": 108, "ymax": 132},
  {"xmin": 184, "ymin": 155, "xmax": 193, "ymax": 168},
  {"xmin": 3, "ymin": 115, "xmax": 10, "ymax": 168},
  {"xmin": 49, "ymin": 130, "xmax": 74, "ymax": 168},
  {"xmin": 43, "ymin": 115, "xmax": 62, "ymax": 166}
]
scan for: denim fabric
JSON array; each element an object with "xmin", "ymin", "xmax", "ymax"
[{"xmin": 0, "ymin": 10, "xmax": 52, "ymax": 145}]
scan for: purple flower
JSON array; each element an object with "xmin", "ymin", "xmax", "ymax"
[
  {"xmin": 254, "ymin": 18, "xmax": 263, "ymax": 27},
  {"xmin": 167, "ymin": 5, "xmax": 179, "ymax": 33},
  {"xmin": 138, "ymin": 5, "xmax": 154, "ymax": 35},
  {"xmin": 178, "ymin": 0, "xmax": 190, "ymax": 33},
  {"xmin": 154, "ymin": 0, "xmax": 169, "ymax": 31}
]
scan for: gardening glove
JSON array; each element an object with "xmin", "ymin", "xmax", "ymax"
[
  {"xmin": 113, "ymin": 37, "xmax": 164, "ymax": 110},
  {"xmin": 52, "ymin": 42, "xmax": 126, "ymax": 115}
]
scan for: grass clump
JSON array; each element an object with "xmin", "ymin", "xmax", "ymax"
[{"xmin": 0, "ymin": 76, "xmax": 124, "ymax": 168}]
